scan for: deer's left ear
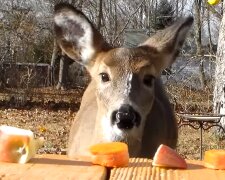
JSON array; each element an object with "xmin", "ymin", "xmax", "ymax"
[{"xmin": 139, "ymin": 16, "xmax": 193, "ymax": 74}]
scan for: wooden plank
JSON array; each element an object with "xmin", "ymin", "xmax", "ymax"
[
  {"xmin": 110, "ymin": 158, "xmax": 225, "ymax": 180},
  {"xmin": 0, "ymin": 154, "xmax": 107, "ymax": 180}
]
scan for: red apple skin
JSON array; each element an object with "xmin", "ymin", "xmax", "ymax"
[{"xmin": 0, "ymin": 134, "xmax": 29, "ymax": 163}]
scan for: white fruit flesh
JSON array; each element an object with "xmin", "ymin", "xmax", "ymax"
[
  {"xmin": 0, "ymin": 125, "xmax": 34, "ymax": 137},
  {"xmin": 0, "ymin": 125, "xmax": 43, "ymax": 163},
  {"xmin": 152, "ymin": 144, "xmax": 163, "ymax": 166}
]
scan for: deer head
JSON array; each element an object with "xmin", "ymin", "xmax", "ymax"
[{"xmin": 54, "ymin": 3, "xmax": 193, "ymax": 156}]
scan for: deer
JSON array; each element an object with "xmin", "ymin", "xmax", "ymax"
[{"xmin": 54, "ymin": 3, "xmax": 193, "ymax": 158}]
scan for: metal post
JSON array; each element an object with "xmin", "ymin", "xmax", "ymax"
[{"xmin": 200, "ymin": 122, "xmax": 203, "ymax": 160}]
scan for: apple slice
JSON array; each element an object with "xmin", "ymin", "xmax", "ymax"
[
  {"xmin": 152, "ymin": 144, "xmax": 187, "ymax": 169},
  {"xmin": 0, "ymin": 125, "xmax": 44, "ymax": 164}
]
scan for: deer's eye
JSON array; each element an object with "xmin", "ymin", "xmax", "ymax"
[
  {"xmin": 99, "ymin": 72, "xmax": 110, "ymax": 82},
  {"xmin": 143, "ymin": 75, "xmax": 155, "ymax": 87}
]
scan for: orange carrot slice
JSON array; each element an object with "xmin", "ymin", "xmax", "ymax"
[
  {"xmin": 204, "ymin": 149, "xmax": 225, "ymax": 170},
  {"xmin": 89, "ymin": 142, "xmax": 129, "ymax": 167}
]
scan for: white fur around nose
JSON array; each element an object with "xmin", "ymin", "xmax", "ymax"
[
  {"xmin": 101, "ymin": 115, "xmax": 123, "ymax": 141},
  {"xmin": 54, "ymin": 12, "xmax": 95, "ymax": 64}
]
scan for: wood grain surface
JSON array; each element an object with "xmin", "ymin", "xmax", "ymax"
[
  {"xmin": 1, "ymin": 155, "xmax": 225, "ymax": 180},
  {"xmin": 0, "ymin": 154, "xmax": 107, "ymax": 180},
  {"xmin": 110, "ymin": 158, "xmax": 225, "ymax": 180}
]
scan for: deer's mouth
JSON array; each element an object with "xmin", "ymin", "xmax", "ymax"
[
  {"xmin": 108, "ymin": 124, "xmax": 142, "ymax": 143},
  {"xmin": 101, "ymin": 108, "xmax": 142, "ymax": 144}
]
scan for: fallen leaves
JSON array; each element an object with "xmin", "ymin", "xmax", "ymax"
[{"xmin": 0, "ymin": 108, "xmax": 76, "ymax": 155}]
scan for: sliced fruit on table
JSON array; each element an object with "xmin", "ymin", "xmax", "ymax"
[
  {"xmin": 152, "ymin": 144, "xmax": 187, "ymax": 169},
  {"xmin": 204, "ymin": 149, "xmax": 225, "ymax": 170},
  {"xmin": 0, "ymin": 125, "xmax": 44, "ymax": 164},
  {"xmin": 89, "ymin": 142, "xmax": 129, "ymax": 167}
]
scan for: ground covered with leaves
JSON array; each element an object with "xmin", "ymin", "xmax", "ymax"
[{"xmin": 0, "ymin": 107, "xmax": 76, "ymax": 155}]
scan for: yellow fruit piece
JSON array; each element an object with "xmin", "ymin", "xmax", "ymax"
[
  {"xmin": 20, "ymin": 136, "xmax": 44, "ymax": 164},
  {"xmin": 208, "ymin": 0, "xmax": 220, "ymax": 5}
]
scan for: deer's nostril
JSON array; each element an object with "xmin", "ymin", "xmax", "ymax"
[
  {"xmin": 116, "ymin": 111, "xmax": 136, "ymax": 129},
  {"xmin": 116, "ymin": 111, "xmax": 135, "ymax": 123},
  {"xmin": 111, "ymin": 105, "xmax": 141, "ymax": 130}
]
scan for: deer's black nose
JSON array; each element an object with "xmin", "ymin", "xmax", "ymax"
[{"xmin": 111, "ymin": 104, "xmax": 141, "ymax": 130}]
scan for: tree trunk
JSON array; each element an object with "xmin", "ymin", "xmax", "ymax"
[
  {"xmin": 56, "ymin": 52, "xmax": 70, "ymax": 90},
  {"xmin": 50, "ymin": 39, "xmax": 58, "ymax": 86},
  {"xmin": 181, "ymin": 0, "xmax": 185, "ymax": 16},
  {"xmin": 176, "ymin": 0, "xmax": 179, "ymax": 16},
  {"xmin": 154, "ymin": 0, "xmax": 158, "ymax": 32},
  {"xmin": 194, "ymin": 0, "xmax": 202, "ymax": 55},
  {"xmin": 194, "ymin": 0, "xmax": 206, "ymax": 89},
  {"xmin": 113, "ymin": 0, "xmax": 117, "ymax": 42},
  {"xmin": 213, "ymin": 5, "xmax": 225, "ymax": 137},
  {"xmin": 207, "ymin": 5, "xmax": 213, "ymax": 53},
  {"xmin": 97, "ymin": 0, "xmax": 103, "ymax": 31}
]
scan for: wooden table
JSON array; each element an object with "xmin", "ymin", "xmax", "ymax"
[
  {"xmin": 111, "ymin": 158, "xmax": 225, "ymax": 180},
  {"xmin": 0, "ymin": 154, "xmax": 107, "ymax": 180},
  {"xmin": 0, "ymin": 155, "xmax": 224, "ymax": 180}
]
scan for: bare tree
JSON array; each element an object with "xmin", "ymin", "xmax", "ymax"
[
  {"xmin": 97, "ymin": 0, "xmax": 103, "ymax": 31},
  {"xmin": 0, "ymin": 0, "xmax": 220, "ymax": 94},
  {"xmin": 213, "ymin": 4, "xmax": 225, "ymax": 137},
  {"xmin": 50, "ymin": 40, "xmax": 58, "ymax": 86},
  {"xmin": 194, "ymin": 0, "xmax": 207, "ymax": 89}
]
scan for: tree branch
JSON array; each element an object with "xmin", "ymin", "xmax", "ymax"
[{"xmin": 112, "ymin": 0, "xmax": 145, "ymax": 45}]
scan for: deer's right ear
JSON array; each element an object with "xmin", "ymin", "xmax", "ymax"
[{"xmin": 54, "ymin": 3, "xmax": 110, "ymax": 66}]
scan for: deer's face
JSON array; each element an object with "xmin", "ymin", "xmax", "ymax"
[
  {"xmin": 54, "ymin": 3, "xmax": 193, "ymax": 152},
  {"xmin": 90, "ymin": 47, "xmax": 159, "ymax": 142}
]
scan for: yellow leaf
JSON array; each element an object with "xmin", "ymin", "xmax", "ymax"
[
  {"xmin": 208, "ymin": 0, "xmax": 220, "ymax": 5},
  {"xmin": 39, "ymin": 127, "xmax": 47, "ymax": 132}
]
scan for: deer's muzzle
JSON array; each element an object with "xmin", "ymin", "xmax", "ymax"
[{"xmin": 111, "ymin": 104, "xmax": 141, "ymax": 130}]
